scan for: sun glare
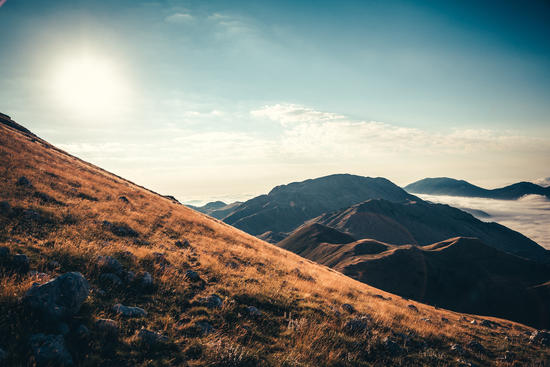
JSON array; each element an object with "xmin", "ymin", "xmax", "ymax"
[{"xmin": 51, "ymin": 54, "xmax": 130, "ymax": 119}]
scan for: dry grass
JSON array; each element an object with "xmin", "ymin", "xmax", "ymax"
[{"xmin": 0, "ymin": 123, "xmax": 549, "ymax": 366}]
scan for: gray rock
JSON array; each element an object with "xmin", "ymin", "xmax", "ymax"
[
  {"xmin": 341, "ymin": 303, "xmax": 355, "ymax": 314},
  {"xmin": 112, "ymin": 303, "xmax": 147, "ymax": 318},
  {"xmin": 16, "ymin": 176, "xmax": 31, "ymax": 187},
  {"xmin": 467, "ymin": 340, "xmax": 485, "ymax": 354},
  {"xmin": 441, "ymin": 317, "xmax": 450, "ymax": 323},
  {"xmin": 407, "ymin": 304, "xmax": 418, "ymax": 312},
  {"xmin": 196, "ymin": 321, "xmax": 215, "ymax": 335},
  {"xmin": 382, "ymin": 337, "xmax": 402, "ymax": 355},
  {"xmin": 136, "ymin": 329, "xmax": 168, "ymax": 348},
  {"xmin": 13, "ymin": 254, "xmax": 29, "ymax": 273},
  {"xmin": 451, "ymin": 344, "xmax": 465, "ymax": 355},
  {"xmin": 29, "ymin": 334, "xmax": 73, "ymax": 366},
  {"xmin": 97, "ymin": 256, "xmax": 123, "ymax": 275},
  {"xmin": 480, "ymin": 319, "xmax": 494, "ymax": 328},
  {"xmin": 175, "ymin": 239, "xmax": 190, "ymax": 248},
  {"xmin": 94, "ymin": 319, "xmax": 118, "ymax": 339},
  {"xmin": 529, "ymin": 330, "xmax": 550, "ymax": 346},
  {"xmin": 343, "ymin": 318, "xmax": 368, "ymax": 334},
  {"xmin": 185, "ymin": 270, "xmax": 201, "ymax": 282},
  {"xmin": 118, "ymin": 196, "xmax": 129, "ymax": 204},
  {"xmin": 0, "ymin": 201, "xmax": 11, "ymax": 216},
  {"xmin": 470, "ymin": 320, "xmax": 478, "ymax": 325},
  {"xmin": 201, "ymin": 294, "xmax": 222, "ymax": 308},
  {"xmin": 246, "ymin": 306, "xmax": 262, "ymax": 317},
  {"xmin": 503, "ymin": 350, "xmax": 516, "ymax": 362},
  {"xmin": 99, "ymin": 273, "xmax": 122, "ymax": 286},
  {"xmin": 139, "ymin": 272, "xmax": 153, "ymax": 288},
  {"xmin": 24, "ymin": 272, "xmax": 90, "ymax": 320}
]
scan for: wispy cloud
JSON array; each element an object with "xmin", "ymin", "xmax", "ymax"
[
  {"xmin": 164, "ymin": 12, "xmax": 194, "ymax": 24},
  {"xmin": 533, "ymin": 177, "xmax": 550, "ymax": 187},
  {"xmin": 418, "ymin": 193, "xmax": 550, "ymax": 249}
]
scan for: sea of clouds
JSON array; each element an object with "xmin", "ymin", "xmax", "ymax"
[{"xmin": 418, "ymin": 194, "xmax": 550, "ymax": 250}]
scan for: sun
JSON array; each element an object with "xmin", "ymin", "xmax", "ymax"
[{"xmin": 51, "ymin": 53, "xmax": 130, "ymax": 119}]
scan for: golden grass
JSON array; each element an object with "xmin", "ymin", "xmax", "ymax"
[{"xmin": 0, "ymin": 123, "xmax": 548, "ymax": 366}]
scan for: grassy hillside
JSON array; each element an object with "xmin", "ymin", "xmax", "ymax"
[{"xmin": 0, "ymin": 120, "xmax": 549, "ymax": 366}]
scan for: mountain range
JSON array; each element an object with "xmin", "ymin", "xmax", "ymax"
[{"xmin": 405, "ymin": 177, "xmax": 550, "ymax": 199}]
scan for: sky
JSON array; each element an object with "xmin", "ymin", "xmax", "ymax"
[{"xmin": 1, "ymin": 0, "xmax": 549, "ymax": 204}]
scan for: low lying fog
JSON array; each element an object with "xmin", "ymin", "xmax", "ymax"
[{"xmin": 417, "ymin": 194, "xmax": 550, "ymax": 250}]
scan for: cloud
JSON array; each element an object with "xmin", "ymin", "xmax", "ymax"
[
  {"xmin": 251, "ymin": 104, "xmax": 345, "ymax": 126},
  {"xmin": 533, "ymin": 177, "xmax": 550, "ymax": 187},
  {"xmin": 417, "ymin": 193, "xmax": 550, "ymax": 249},
  {"xmin": 165, "ymin": 12, "xmax": 194, "ymax": 24}
]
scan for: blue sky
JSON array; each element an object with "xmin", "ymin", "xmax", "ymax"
[{"xmin": 1, "ymin": 0, "xmax": 549, "ymax": 203}]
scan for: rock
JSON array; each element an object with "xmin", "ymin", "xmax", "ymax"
[
  {"xmin": 470, "ymin": 320, "xmax": 478, "ymax": 325},
  {"xmin": 152, "ymin": 252, "xmax": 170, "ymax": 266},
  {"xmin": 480, "ymin": 319, "xmax": 494, "ymax": 328},
  {"xmin": 467, "ymin": 340, "xmax": 485, "ymax": 354},
  {"xmin": 201, "ymin": 294, "xmax": 222, "ymax": 308},
  {"xmin": 102, "ymin": 221, "xmax": 138, "ymax": 237},
  {"xmin": 341, "ymin": 303, "xmax": 355, "ymax": 314},
  {"xmin": 29, "ymin": 334, "xmax": 73, "ymax": 366},
  {"xmin": 451, "ymin": 344, "xmax": 465, "ymax": 355},
  {"xmin": 56, "ymin": 322, "xmax": 70, "ymax": 336},
  {"xmin": 421, "ymin": 318, "xmax": 432, "ymax": 323},
  {"xmin": 441, "ymin": 317, "xmax": 450, "ymax": 323},
  {"xmin": 139, "ymin": 272, "xmax": 153, "ymax": 288},
  {"xmin": 97, "ymin": 255, "xmax": 123, "ymax": 275},
  {"xmin": 382, "ymin": 337, "xmax": 402, "ymax": 355},
  {"xmin": 16, "ymin": 176, "xmax": 31, "ymax": 187},
  {"xmin": 503, "ymin": 350, "xmax": 516, "ymax": 362},
  {"xmin": 195, "ymin": 321, "xmax": 215, "ymax": 335},
  {"xmin": 118, "ymin": 196, "xmax": 129, "ymax": 203},
  {"xmin": 407, "ymin": 304, "xmax": 418, "ymax": 312},
  {"xmin": 94, "ymin": 319, "xmax": 119, "ymax": 339},
  {"xmin": 76, "ymin": 324, "xmax": 90, "ymax": 339},
  {"xmin": 343, "ymin": 318, "xmax": 368, "ymax": 334},
  {"xmin": 136, "ymin": 329, "xmax": 168, "ymax": 348},
  {"xmin": 12, "ymin": 254, "xmax": 29, "ymax": 273},
  {"xmin": 185, "ymin": 270, "xmax": 201, "ymax": 282},
  {"xmin": 112, "ymin": 303, "xmax": 147, "ymax": 318},
  {"xmin": 24, "ymin": 272, "xmax": 90, "ymax": 320},
  {"xmin": 124, "ymin": 271, "xmax": 136, "ymax": 283},
  {"xmin": 99, "ymin": 273, "xmax": 122, "ymax": 286},
  {"xmin": 23, "ymin": 209, "xmax": 41, "ymax": 222},
  {"xmin": 0, "ymin": 246, "xmax": 9, "ymax": 258},
  {"xmin": 47, "ymin": 261, "xmax": 60, "ymax": 270},
  {"xmin": 0, "ymin": 201, "xmax": 11, "ymax": 216},
  {"xmin": 529, "ymin": 330, "xmax": 550, "ymax": 346},
  {"xmin": 175, "ymin": 240, "xmax": 190, "ymax": 248},
  {"xmin": 246, "ymin": 306, "xmax": 262, "ymax": 317}
]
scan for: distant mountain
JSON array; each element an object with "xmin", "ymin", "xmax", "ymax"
[
  {"xmin": 280, "ymin": 226, "xmax": 550, "ymax": 328},
  {"xmin": 189, "ymin": 200, "xmax": 242, "ymax": 219},
  {"xmin": 308, "ymin": 198, "xmax": 547, "ymax": 261},
  {"xmin": 221, "ymin": 174, "xmax": 416, "ymax": 238},
  {"xmin": 405, "ymin": 177, "xmax": 550, "ymax": 199}
]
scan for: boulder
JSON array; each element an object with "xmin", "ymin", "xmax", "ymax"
[
  {"xmin": 136, "ymin": 329, "xmax": 168, "ymax": 348},
  {"xmin": 201, "ymin": 294, "xmax": 222, "ymax": 308},
  {"xmin": 407, "ymin": 304, "xmax": 418, "ymax": 312},
  {"xmin": 341, "ymin": 303, "xmax": 355, "ymax": 314},
  {"xmin": 382, "ymin": 337, "xmax": 402, "ymax": 355},
  {"xmin": 451, "ymin": 344, "xmax": 465, "ymax": 355},
  {"xmin": 185, "ymin": 270, "xmax": 201, "ymax": 282},
  {"xmin": 124, "ymin": 271, "xmax": 136, "ymax": 283},
  {"xmin": 0, "ymin": 201, "xmax": 11, "ymax": 216},
  {"xmin": 175, "ymin": 240, "xmax": 190, "ymax": 249},
  {"xmin": 16, "ymin": 176, "xmax": 31, "ymax": 187},
  {"xmin": 139, "ymin": 272, "xmax": 153, "ymax": 288},
  {"xmin": 12, "ymin": 254, "xmax": 29, "ymax": 273},
  {"xmin": 195, "ymin": 321, "xmax": 215, "ymax": 336},
  {"xmin": 94, "ymin": 319, "xmax": 119, "ymax": 339},
  {"xmin": 467, "ymin": 340, "xmax": 485, "ymax": 354},
  {"xmin": 0, "ymin": 246, "xmax": 9, "ymax": 258},
  {"xmin": 343, "ymin": 318, "xmax": 368, "ymax": 334},
  {"xmin": 99, "ymin": 273, "xmax": 122, "ymax": 286},
  {"xmin": 97, "ymin": 256, "xmax": 123, "ymax": 275},
  {"xmin": 29, "ymin": 334, "xmax": 73, "ymax": 366},
  {"xmin": 24, "ymin": 272, "xmax": 90, "ymax": 320},
  {"xmin": 118, "ymin": 196, "xmax": 130, "ymax": 204},
  {"xmin": 246, "ymin": 306, "xmax": 262, "ymax": 317},
  {"xmin": 112, "ymin": 304, "xmax": 147, "ymax": 318}
]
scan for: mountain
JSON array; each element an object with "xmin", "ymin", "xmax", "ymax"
[
  {"xmin": 221, "ymin": 174, "xmax": 416, "ymax": 238},
  {"xmin": 309, "ymin": 198, "xmax": 548, "ymax": 262},
  {"xmin": 188, "ymin": 201, "xmax": 243, "ymax": 219},
  {"xmin": 280, "ymin": 226, "xmax": 550, "ymax": 328},
  {"xmin": 405, "ymin": 177, "xmax": 550, "ymax": 199},
  {"xmin": 4, "ymin": 118, "xmax": 548, "ymax": 365}
]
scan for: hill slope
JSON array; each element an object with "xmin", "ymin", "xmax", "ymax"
[
  {"xmin": 189, "ymin": 201, "xmax": 243, "ymax": 219},
  {"xmin": 405, "ymin": 177, "xmax": 550, "ymax": 199},
  {"xmin": 310, "ymin": 198, "xmax": 548, "ymax": 262},
  {"xmin": 221, "ymin": 174, "xmax": 416, "ymax": 239},
  {"xmin": 0, "ymin": 118, "xmax": 549, "ymax": 366},
  {"xmin": 280, "ymin": 226, "xmax": 550, "ymax": 328}
]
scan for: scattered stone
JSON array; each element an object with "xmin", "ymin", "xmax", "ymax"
[
  {"xmin": 118, "ymin": 196, "xmax": 129, "ymax": 204},
  {"xmin": 451, "ymin": 344, "xmax": 465, "ymax": 355},
  {"xmin": 529, "ymin": 330, "xmax": 550, "ymax": 346},
  {"xmin": 470, "ymin": 320, "xmax": 478, "ymax": 325},
  {"xmin": 76, "ymin": 324, "xmax": 90, "ymax": 339},
  {"xmin": 341, "ymin": 303, "xmax": 355, "ymax": 314},
  {"xmin": 24, "ymin": 272, "xmax": 90, "ymax": 320},
  {"xmin": 185, "ymin": 270, "xmax": 201, "ymax": 282},
  {"xmin": 343, "ymin": 318, "xmax": 368, "ymax": 334},
  {"xmin": 152, "ymin": 252, "xmax": 170, "ymax": 266},
  {"xmin": 12, "ymin": 254, "xmax": 29, "ymax": 273},
  {"xmin": 467, "ymin": 340, "xmax": 485, "ymax": 354},
  {"xmin": 16, "ymin": 176, "xmax": 31, "ymax": 187},
  {"xmin": 29, "ymin": 333, "xmax": 73, "ymax": 366},
  {"xmin": 99, "ymin": 273, "xmax": 122, "ymax": 286},
  {"xmin": 421, "ymin": 318, "xmax": 432, "ymax": 323},
  {"xmin": 0, "ymin": 246, "xmax": 10, "ymax": 258},
  {"xmin": 407, "ymin": 304, "xmax": 418, "ymax": 312},
  {"xmin": 97, "ymin": 255, "xmax": 123, "ymax": 275},
  {"xmin": 442, "ymin": 317, "xmax": 450, "ymax": 323},
  {"xmin": 94, "ymin": 319, "xmax": 119, "ymax": 339},
  {"xmin": 0, "ymin": 201, "xmax": 11, "ymax": 216},
  {"xmin": 136, "ymin": 329, "xmax": 168, "ymax": 348},
  {"xmin": 246, "ymin": 306, "xmax": 262, "ymax": 317},
  {"xmin": 175, "ymin": 239, "xmax": 190, "ymax": 248},
  {"xmin": 201, "ymin": 294, "xmax": 222, "ymax": 309},
  {"xmin": 382, "ymin": 337, "xmax": 402, "ymax": 355},
  {"xmin": 112, "ymin": 304, "xmax": 147, "ymax": 318}
]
